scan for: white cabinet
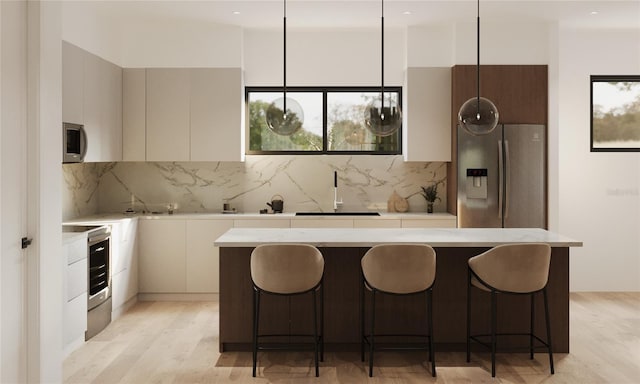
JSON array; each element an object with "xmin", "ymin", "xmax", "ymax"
[
  {"xmin": 403, "ymin": 67, "xmax": 451, "ymax": 162},
  {"xmin": 62, "ymin": 233, "xmax": 88, "ymax": 357},
  {"xmin": 62, "ymin": 42, "xmax": 84, "ymax": 124},
  {"xmin": 82, "ymin": 50, "xmax": 122, "ymax": 162},
  {"xmin": 138, "ymin": 219, "xmax": 186, "ymax": 293},
  {"xmin": 125, "ymin": 68, "xmax": 244, "ymax": 162},
  {"xmin": 291, "ymin": 219, "xmax": 354, "ymax": 228},
  {"xmin": 145, "ymin": 69, "xmax": 191, "ymax": 161},
  {"xmin": 110, "ymin": 219, "xmax": 139, "ymax": 314},
  {"xmin": 185, "ymin": 220, "xmax": 233, "ymax": 292},
  {"xmin": 354, "ymin": 219, "xmax": 401, "ymax": 228},
  {"xmin": 401, "ymin": 216, "xmax": 457, "ymax": 228},
  {"xmin": 190, "ymin": 68, "xmax": 243, "ymax": 161},
  {"xmin": 62, "ymin": 41, "xmax": 122, "ymax": 162},
  {"xmin": 233, "ymin": 218, "xmax": 291, "ymax": 228},
  {"xmin": 122, "ymin": 69, "xmax": 146, "ymax": 161}
]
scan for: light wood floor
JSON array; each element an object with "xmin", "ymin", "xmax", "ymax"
[{"xmin": 64, "ymin": 292, "xmax": 640, "ymax": 383}]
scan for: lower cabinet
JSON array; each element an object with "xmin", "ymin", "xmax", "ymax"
[
  {"xmin": 62, "ymin": 233, "xmax": 88, "ymax": 357},
  {"xmin": 138, "ymin": 218, "xmax": 233, "ymax": 294},
  {"xmin": 401, "ymin": 217, "xmax": 457, "ymax": 228},
  {"xmin": 111, "ymin": 219, "xmax": 139, "ymax": 314},
  {"xmin": 138, "ymin": 219, "xmax": 187, "ymax": 293},
  {"xmin": 186, "ymin": 219, "xmax": 233, "ymax": 292}
]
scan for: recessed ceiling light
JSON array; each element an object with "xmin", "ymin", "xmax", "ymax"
[
  {"xmin": 590, "ymin": 11, "xmax": 598, "ymax": 15},
  {"xmin": 403, "ymin": 11, "xmax": 411, "ymax": 15},
  {"xmin": 232, "ymin": 11, "xmax": 241, "ymax": 15}
]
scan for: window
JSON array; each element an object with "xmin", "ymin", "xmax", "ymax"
[{"xmin": 247, "ymin": 87, "xmax": 402, "ymax": 154}]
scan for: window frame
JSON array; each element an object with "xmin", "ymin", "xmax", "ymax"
[{"xmin": 245, "ymin": 86, "xmax": 403, "ymax": 155}]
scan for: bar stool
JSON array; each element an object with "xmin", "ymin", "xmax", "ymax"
[
  {"xmin": 466, "ymin": 243, "xmax": 554, "ymax": 377},
  {"xmin": 250, "ymin": 244, "xmax": 324, "ymax": 377},
  {"xmin": 360, "ymin": 244, "xmax": 437, "ymax": 377}
]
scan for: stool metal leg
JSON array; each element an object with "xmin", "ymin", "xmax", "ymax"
[
  {"xmin": 320, "ymin": 283, "xmax": 324, "ymax": 362},
  {"xmin": 427, "ymin": 289, "xmax": 436, "ymax": 377},
  {"xmin": 530, "ymin": 292, "xmax": 535, "ymax": 360},
  {"xmin": 369, "ymin": 289, "xmax": 376, "ymax": 377},
  {"xmin": 252, "ymin": 288, "xmax": 261, "ymax": 377},
  {"xmin": 313, "ymin": 290, "xmax": 319, "ymax": 377},
  {"xmin": 491, "ymin": 290, "xmax": 497, "ymax": 378},
  {"xmin": 466, "ymin": 268, "xmax": 472, "ymax": 363},
  {"xmin": 543, "ymin": 288, "xmax": 555, "ymax": 374},
  {"xmin": 360, "ymin": 275, "xmax": 365, "ymax": 362}
]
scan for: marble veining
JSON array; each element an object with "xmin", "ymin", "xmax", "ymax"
[{"xmin": 63, "ymin": 155, "xmax": 446, "ymax": 219}]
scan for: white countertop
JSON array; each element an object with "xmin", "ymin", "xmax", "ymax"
[
  {"xmin": 63, "ymin": 212, "xmax": 455, "ymax": 224},
  {"xmin": 214, "ymin": 227, "xmax": 582, "ymax": 248}
]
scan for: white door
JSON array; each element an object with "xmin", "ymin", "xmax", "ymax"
[{"xmin": 1, "ymin": 1, "xmax": 28, "ymax": 382}]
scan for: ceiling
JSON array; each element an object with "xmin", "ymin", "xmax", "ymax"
[{"xmin": 90, "ymin": 1, "xmax": 640, "ymax": 30}]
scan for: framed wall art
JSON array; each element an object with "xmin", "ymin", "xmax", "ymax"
[{"xmin": 591, "ymin": 75, "xmax": 640, "ymax": 152}]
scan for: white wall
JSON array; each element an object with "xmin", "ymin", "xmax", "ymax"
[
  {"xmin": 556, "ymin": 27, "xmax": 640, "ymax": 291},
  {"xmin": 243, "ymin": 28, "xmax": 405, "ymax": 86}
]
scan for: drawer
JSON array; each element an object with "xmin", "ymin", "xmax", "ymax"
[{"xmin": 67, "ymin": 258, "xmax": 87, "ymax": 301}]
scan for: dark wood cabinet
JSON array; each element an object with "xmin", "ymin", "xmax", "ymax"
[{"xmin": 447, "ymin": 65, "xmax": 548, "ymax": 215}]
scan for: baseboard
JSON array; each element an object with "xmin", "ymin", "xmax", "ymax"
[
  {"xmin": 137, "ymin": 293, "xmax": 219, "ymax": 302},
  {"xmin": 112, "ymin": 296, "xmax": 138, "ymax": 320}
]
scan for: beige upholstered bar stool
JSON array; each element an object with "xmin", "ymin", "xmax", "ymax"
[
  {"xmin": 360, "ymin": 244, "xmax": 437, "ymax": 377},
  {"xmin": 466, "ymin": 243, "xmax": 554, "ymax": 377},
  {"xmin": 250, "ymin": 244, "xmax": 324, "ymax": 377}
]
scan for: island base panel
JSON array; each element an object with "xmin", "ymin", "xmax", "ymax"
[{"xmin": 220, "ymin": 247, "xmax": 568, "ymax": 353}]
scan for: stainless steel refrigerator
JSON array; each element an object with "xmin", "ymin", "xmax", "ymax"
[{"xmin": 457, "ymin": 124, "xmax": 546, "ymax": 228}]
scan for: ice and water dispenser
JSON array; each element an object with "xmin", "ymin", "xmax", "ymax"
[{"xmin": 465, "ymin": 168, "xmax": 488, "ymax": 199}]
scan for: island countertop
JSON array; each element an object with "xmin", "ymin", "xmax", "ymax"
[{"xmin": 214, "ymin": 227, "xmax": 582, "ymax": 248}]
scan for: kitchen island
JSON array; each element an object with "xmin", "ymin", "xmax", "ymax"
[{"xmin": 214, "ymin": 228, "xmax": 581, "ymax": 353}]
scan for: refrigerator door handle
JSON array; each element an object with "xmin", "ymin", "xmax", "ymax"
[
  {"xmin": 498, "ymin": 140, "xmax": 504, "ymax": 219},
  {"xmin": 504, "ymin": 140, "xmax": 511, "ymax": 219}
]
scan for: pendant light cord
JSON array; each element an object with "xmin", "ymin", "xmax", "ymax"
[
  {"xmin": 476, "ymin": 0, "xmax": 481, "ymax": 115},
  {"xmin": 283, "ymin": 0, "xmax": 287, "ymax": 115},
  {"xmin": 381, "ymin": 0, "xmax": 385, "ymax": 117}
]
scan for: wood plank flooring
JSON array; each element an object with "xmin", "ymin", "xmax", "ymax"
[{"xmin": 64, "ymin": 292, "xmax": 640, "ymax": 383}]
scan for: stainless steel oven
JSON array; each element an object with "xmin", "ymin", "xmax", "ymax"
[{"xmin": 86, "ymin": 226, "xmax": 112, "ymax": 340}]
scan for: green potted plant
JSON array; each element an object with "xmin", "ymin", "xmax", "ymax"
[{"xmin": 421, "ymin": 183, "xmax": 440, "ymax": 213}]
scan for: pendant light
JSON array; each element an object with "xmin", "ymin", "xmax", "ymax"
[
  {"xmin": 458, "ymin": 0, "xmax": 499, "ymax": 136},
  {"xmin": 364, "ymin": 0, "xmax": 401, "ymax": 137},
  {"xmin": 265, "ymin": 0, "xmax": 304, "ymax": 136}
]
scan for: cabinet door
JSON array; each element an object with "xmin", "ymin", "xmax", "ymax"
[
  {"xmin": 354, "ymin": 219, "xmax": 401, "ymax": 228},
  {"xmin": 146, "ymin": 69, "xmax": 190, "ymax": 161},
  {"xmin": 185, "ymin": 220, "xmax": 233, "ymax": 293},
  {"xmin": 233, "ymin": 219, "xmax": 290, "ymax": 228},
  {"xmin": 190, "ymin": 68, "xmax": 243, "ymax": 161},
  {"xmin": 401, "ymin": 217, "xmax": 457, "ymax": 228},
  {"xmin": 404, "ymin": 67, "xmax": 451, "ymax": 162},
  {"xmin": 62, "ymin": 41, "xmax": 84, "ymax": 124},
  {"xmin": 290, "ymin": 219, "xmax": 354, "ymax": 228},
  {"xmin": 138, "ymin": 219, "xmax": 186, "ymax": 292},
  {"xmin": 111, "ymin": 219, "xmax": 139, "ymax": 310},
  {"xmin": 82, "ymin": 52, "xmax": 122, "ymax": 162},
  {"xmin": 123, "ymin": 69, "xmax": 146, "ymax": 161}
]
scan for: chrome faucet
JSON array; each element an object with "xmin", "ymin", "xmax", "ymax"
[{"xmin": 333, "ymin": 171, "xmax": 343, "ymax": 212}]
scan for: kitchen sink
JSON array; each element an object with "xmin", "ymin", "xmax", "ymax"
[{"xmin": 295, "ymin": 212, "xmax": 380, "ymax": 216}]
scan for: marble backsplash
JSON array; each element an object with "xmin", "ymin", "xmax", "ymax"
[{"xmin": 62, "ymin": 155, "xmax": 447, "ymax": 220}]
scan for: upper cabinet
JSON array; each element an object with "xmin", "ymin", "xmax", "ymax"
[
  {"xmin": 190, "ymin": 68, "xmax": 243, "ymax": 162},
  {"xmin": 62, "ymin": 41, "xmax": 122, "ymax": 162},
  {"xmin": 403, "ymin": 67, "xmax": 452, "ymax": 162},
  {"xmin": 146, "ymin": 69, "xmax": 191, "ymax": 161},
  {"xmin": 123, "ymin": 67, "xmax": 244, "ymax": 162}
]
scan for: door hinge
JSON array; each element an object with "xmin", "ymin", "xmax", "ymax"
[{"xmin": 21, "ymin": 237, "xmax": 33, "ymax": 249}]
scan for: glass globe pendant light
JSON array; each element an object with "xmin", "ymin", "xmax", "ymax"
[
  {"xmin": 265, "ymin": 0, "xmax": 304, "ymax": 136},
  {"xmin": 458, "ymin": 0, "xmax": 499, "ymax": 136},
  {"xmin": 364, "ymin": 0, "xmax": 401, "ymax": 137}
]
